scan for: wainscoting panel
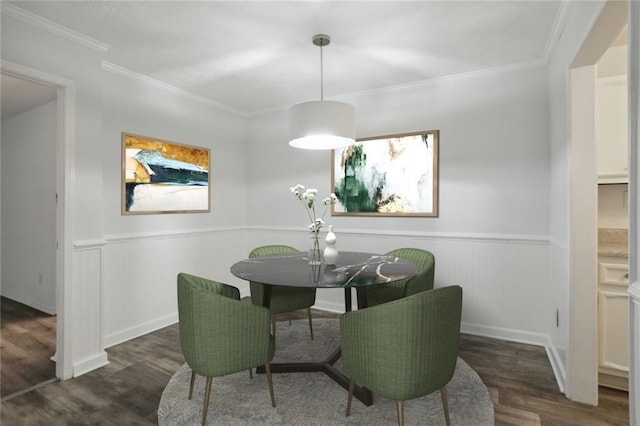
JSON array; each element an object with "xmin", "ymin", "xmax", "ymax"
[
  {"xmin": 72, "ymin": 245, "xmax": 108, "ymax": 376},
  {"xmin": 101, "ymin": 228, "xmax": 247, "ymax": 348},
  {"xmin": 247, "ymin": 227, "xmax": 550, "ymax": 342},
  {"xmin": 546, "ymin": 239, "xmax": 569, "ymax": 393},
  {"xmin": 91, "ymin": 227, "xmax": 555, "ymax": 377}
]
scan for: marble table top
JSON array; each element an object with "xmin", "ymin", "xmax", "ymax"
[{"xmin": 230, "ymin": 251, "xmax": 417, "ymax": 288}]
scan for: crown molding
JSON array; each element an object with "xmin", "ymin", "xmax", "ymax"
[
  {"xmin": 347, "ymin": 58, "xmax": 547, "ymax": 98},
  {"xmin": 249, "ymin": 57, "xmax": 547, "ymax": 117},
  {"xmin": 101, "ymin": 61, "xmax": 247, "ymax": 118},
  {"xmin": 249, "ymin": 1, "xmax": 572, "ymax": 117},
  {"xmin": 1, "ymin": 3, "xmax": 110, "ymax": 52},
  {"xmin": 542, "ymin": 1, "xmax": 574, "ymax": 65},
  {"xmin": 2, "ymin": 2, "xmax": 568, "ymax": 120}
]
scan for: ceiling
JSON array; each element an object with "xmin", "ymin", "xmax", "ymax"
[
  {"xmin": 1, "ymin": 74, "xmax": 57, "ymax": 119},
  {"xmin": 3, "ymin": 1, "xmax": 569, "ymax": 117}
]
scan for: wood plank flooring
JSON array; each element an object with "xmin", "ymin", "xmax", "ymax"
[
  {"xmin": 1, "ymin": 297, "xmax": 57, "ymax": 400},
  {"xmin": 458, "ymin": 334, "xmax": 629, "ymax": 425},
  {"xmin": 0, "ymin": 305, "xmax": 630, "ymax": 425}
]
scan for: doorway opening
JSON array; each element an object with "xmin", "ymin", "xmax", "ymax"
[
  {"xmin": 0, "ymin": 62, "xmax": 75, "ymax": 386},
  {"xmin": 568, "ymin": 0, "xmax": 628, "ymax": 406},
  {"xmin": 1, "ymin": 73, "xmax": 58, "ymax": 400}
]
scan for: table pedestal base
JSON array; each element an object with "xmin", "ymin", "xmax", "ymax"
[
  {"xmin": 254, "ymin": 286, "xmax": 379, "ymax": 406},
  {"xmin": 256, "ymin": 347, "xmax": 373, "ymax": 406}
]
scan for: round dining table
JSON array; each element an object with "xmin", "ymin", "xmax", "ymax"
[{"xmin": 230, "ymin": 251, "xmax": 417, "ymax": 406}]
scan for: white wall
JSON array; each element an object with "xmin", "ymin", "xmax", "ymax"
[
  {"xmin": 249, "ymin": 67, "xmax": 550, "ymax": 235},
  {"xmin": 2, "ymin": 9, "xmax": 108, "ymax": 376},
  {"xmin": 246, "ymin": 67, "xmax": 553, "ymax": 343},
  {"xmin": 1, "ymin": 100, "xmax": 57, "ymax": 313},
  {"xmin": 547, "ymin": 16, "xmax": 575, "ymax": 388},
  {"xmin": 546, "ymin": 1, "xmax": 602, "ymax": 396},
  {"xmin": 599, "ymin": 184, "xmax": 629, "ymax": 228},
  {"xmin": 1, "ymin": 10, "xmax": 250, "ymax": 374},
  {"xmin": 569, "ymin": 65, "xmax": 599, "ymax": 404},
  {"xmin": 597, "ymin": 43, "xmax": 628, "ymax": 78},
  {"xmin": 546, "ymin": 0, "xmax": 625, "ymax": 403},
  {"xmin": 98, "ymin": 68, "xmax": 250, "ymax": 347},
  {"xmin": 3, "ymin": 3, "xmax": 630, "ymax": 403}
]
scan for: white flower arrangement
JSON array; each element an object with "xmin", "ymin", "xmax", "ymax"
[{"xmin": 290, "ymin": 184, "xmax": 337, "ymax": 234}]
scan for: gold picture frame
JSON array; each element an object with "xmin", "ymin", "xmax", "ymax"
[
  {"xmin": 121, "ymin": 132, "xmax": 210, "ymax": 215},
  {"xmin": 331, "ymin": 130, "xmax": 439, "ymax": 217}
]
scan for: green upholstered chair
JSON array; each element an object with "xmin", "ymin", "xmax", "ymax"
[
  {"xmin": 249, "ymin": 245, "xmax": 316, "ymax": 339},
  {"xmin": 340, "ymin": 285, "xmax": 463, "ymax": 426},
  {"xmin": 365, "ymin": 248, "xmax": 435, "ymax": 307},
  {"xmin": 177, "ymin": 272, "xmax": 276, "ymax": 426}
]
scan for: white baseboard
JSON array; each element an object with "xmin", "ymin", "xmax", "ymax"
[
  {"xmin": 460, "ymin": 322, "xmax": 548, "ymax": 346},
  {"xmin": 313, "ymin": 306, "xmax": 551, "ymax": 348},
  {"xmin": 73, "ymin": 352, "xmax": 109, "ymax": 377},
  {"xmin": 545, "ymin": 335, "xmax": 567, "ymax": 393},
  {"xmin": 0, "ymin": 291, "xmax": 55, "ymax": 315},
  {"xmin": 104, "ymin": 312, "xmax": 179, "ymax": 348},
  {"xmin": 312, "ymin": 305, "xmax": 551, "ymax": 347}
]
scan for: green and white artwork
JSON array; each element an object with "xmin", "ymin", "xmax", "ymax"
[{"xmin": 331, "ymin": 131, "xmax": 438, "ymax": 217}]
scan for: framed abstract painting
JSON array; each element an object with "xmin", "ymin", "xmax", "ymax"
[
  {"xmin": 331, "ymin": 130, "xmax": 439, "ymax": 217},
  {"xmin": 121, "ymin": 133, "xmax": 210, "ymax": 215}
]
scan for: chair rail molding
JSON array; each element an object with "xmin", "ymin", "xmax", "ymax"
[
  {"xmin": 247, "ymin": 225, "xmax": 549, "ymax": 245},
  {"xmin": 101, "ymin": 225, "xmax": 245, "ymax": 245}
]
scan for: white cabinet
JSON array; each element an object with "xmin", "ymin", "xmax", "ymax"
[
  {"xmin": 597, "ymin": 75, "xmax": 628, "ymax": 184},
  {"xmin": 598, "ymin": 257, "xmax": 629, "ymax": 390}
]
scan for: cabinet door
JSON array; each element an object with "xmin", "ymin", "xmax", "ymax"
[
  {"xmin": 598, "ymin": 290, "xmax": 629, "ymax": 371},
  {"xmin": 597, "ymin": 75, "xmax": 628, "ymax": 183},
  {"xmin": 599, "ymin": 261, "xmax": 629, "ymax": 285}
]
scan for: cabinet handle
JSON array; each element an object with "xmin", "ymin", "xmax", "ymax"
[{"xmin": 624, "ymin": 273, "xmax": 629, "ymax": 279}]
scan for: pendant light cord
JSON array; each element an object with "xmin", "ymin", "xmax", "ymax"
[{"xmin": 320, "ymin": 43, "xmax": 324, "ymax": 101}]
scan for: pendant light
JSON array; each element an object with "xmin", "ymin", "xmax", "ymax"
[{"xmin": 289, "ymin": 34, "xmax": 356, "ymax": 150}]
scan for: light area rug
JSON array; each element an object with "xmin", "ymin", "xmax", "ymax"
[{"xmin": 158, "ymin": 318, "xmax": 494, "ymax": 425}]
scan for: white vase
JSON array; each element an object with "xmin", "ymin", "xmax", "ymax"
[{"xmin": 323, "ymin": 225, "xmax": 339, "ymax": 265}]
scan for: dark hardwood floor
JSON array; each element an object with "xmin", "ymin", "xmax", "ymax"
[
  {"xmin": 0, "ymin": 304, "xmax": 629, "ymax": 425},
  {"xmin": 458, "ymin": 334, "xmax": 629, "ymax": 425},
  {"xmin": 1, "ymin": 297, "xmax": 57, "ymax": 400}
]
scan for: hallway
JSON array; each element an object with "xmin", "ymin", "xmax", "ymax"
[{"xmin": 1, "ymin": 297, "xmax": 57, "ymax": 400}]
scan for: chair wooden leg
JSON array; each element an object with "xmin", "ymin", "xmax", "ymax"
[
  {"xmin": 202, "ymin": 376, "xmax": 213, "ymax": 426},
  {"xmin": 188, "ymin": 370, "xmax": 196, "ymax": 400},
  {"xmin": 306, "ymin": 306, "xmax": 314, "ymax": 340},
  {"xmin": 271, "ymin": 314, "xmax": 276, "ymax": 337},
  {"xmin": 441, "ymin": 386, "xmax": 451, "ymax": 426},
  {"xmin": 248, "ymin": 368, "xmax": 253, "ymax": 379},
  {"xmin": 346, "ymin": 377, "xmax": 355, "ymax": 416},
  {"xmin": 265, "ymin": 363, "xmax": 276, "ymax": 407},
  {"xmin": 396, "ymin": 400, "xmax": 404, "ymax": 426}
]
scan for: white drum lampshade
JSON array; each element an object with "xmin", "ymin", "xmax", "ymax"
[{"xmin": 289, "ymin": 100, "xmax": 355, "ymax": 150}]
